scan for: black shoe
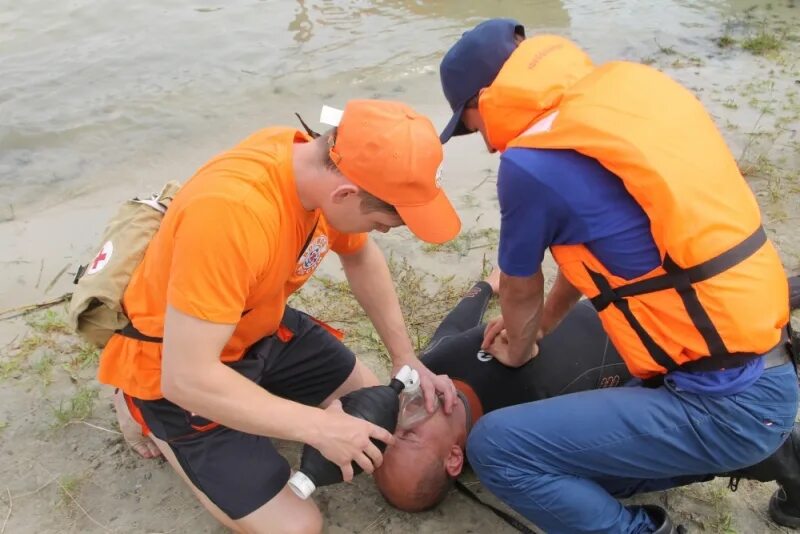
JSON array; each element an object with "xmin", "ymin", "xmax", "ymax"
[
  {"xmin": 770, "ymin": 487, "xmax": 800, "ymax": 529},
  {"xmin": 643, "ymin": 505, "xmax": 687, "ymax": 534}
]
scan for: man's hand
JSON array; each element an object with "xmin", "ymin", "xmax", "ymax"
[
  {"xmin": 393, "ymin": 357, "xmax": 458, "ymax": 415},
  {"xmin": 309, "ymin": 400, "xmax": 395, "ymax": 482},
  {"xmin": 483, "ymin": 317, "xmax": 539, "ymax": 368},
  {"xmin": 482, "ymin": 316, "xmax": 506, "ymax": 349}
]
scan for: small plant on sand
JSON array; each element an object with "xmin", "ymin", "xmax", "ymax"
[
  {"xmin": 709, "ymin": 512, "xmax": 736, "ymax": 534},
  {"xmin": 26, "ymin": 309, "xmax": 69, "ymax": 334},
  {"xmin": 32, "ymin": 352, "xmax": 56, "ymax": 386},
  {"xmin": 0, "ymin": 357, "xmax": 22, "ymax": 380},
  {"xmin": 460, "ymin": 193, "xmax": 480, "ymax": 209},
  {"xmin": 53, "ymin": 385, "xmax": 99, "ymax": 427},
  {"xmin": 742, "ymin": 29, "xmax": 783, "ymax": 55},
  {"xmin": 422, "ymin": 227, "xmax": 499, "ymax": 257},
  {"xmin": 655, "ymin": 41, "xmax": 677, "ymax": 56},
  {"xmin": 715, "ymin": 34, "xmax": 737, "ymax": 48},
  {"xmin": 17, "ymin": 332, "xmax": 48, "ymax": 358},
  {"xmin": 57, "ymin": 474, "xmax": 87, "ymax": 518},
  {"xmin": 62, "ymin": 343, "xmax": 100, "ymax": 381}
]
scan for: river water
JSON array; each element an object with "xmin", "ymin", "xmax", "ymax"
[{"xmin": 2, "ymin": 0, "xmax": 798, "ymax": 216}]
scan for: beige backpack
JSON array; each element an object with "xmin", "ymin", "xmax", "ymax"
[{"xmin": 67, "ymin": 181, "xmax": 181, "ymax": 347}]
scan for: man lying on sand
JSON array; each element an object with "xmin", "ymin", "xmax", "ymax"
[{"xmin": 375, "ymin": 273, "xmax": 800, "ymax": 529}]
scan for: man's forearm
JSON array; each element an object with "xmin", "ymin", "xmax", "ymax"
[
  {"xmin": 501, "ymin": 270, "xmax": 545, "ymax": 365},
  {"xmin": 162, "ymin": 361, "xmax": 325, "ymax": 445},
  {"xmin": 340, "ymin": 238, "xmax": 415, "ymax": 362},
  {"xmin": 541, "ymin": 269, "xmax": 582, "ymax": 336}
]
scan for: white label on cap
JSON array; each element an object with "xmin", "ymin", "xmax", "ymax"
[
  {"xmin": 435, "ymin": 163, "xmax": 443, "ymax": 188},
  {"xmin": 319, "ymin": 105, "xmax": 344, "ymax": 127}
]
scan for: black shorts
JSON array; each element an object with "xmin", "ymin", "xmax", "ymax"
[{"xmin": 133, "ymin": 307, "xmax": 356, "ymax": 520}]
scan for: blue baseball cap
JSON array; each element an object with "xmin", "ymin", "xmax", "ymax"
[{"xmin": 439, "ymin": 18, "xmax": 525, "ymax": 143}]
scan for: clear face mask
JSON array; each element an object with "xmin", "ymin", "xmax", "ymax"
[{"xmin": 397, "ymin": 387, "xmax": 441, "ymax": 431}]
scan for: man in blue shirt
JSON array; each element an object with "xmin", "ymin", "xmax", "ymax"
[{"xmin": 437, "ymin": 18, "xmax": 799, "ymax": 534}]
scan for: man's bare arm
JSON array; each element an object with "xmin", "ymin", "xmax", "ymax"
[
  {"xmin": 485, "ymin": 270, "xmax": 545, "ymax": 367},
  {"xmin": 338, "ymin": 238, "xmax": 415, "ymax": 362},
  {"xmin": 339, "ymin": 238, "xmax": 458, "ymax": 413},
  {"xmin": 541, "ymin": 269, "xmax": 583, "ymax": 337},
  {"xmin": 160, "ymin": 305, "xmax": 393, "ymax": 478}
]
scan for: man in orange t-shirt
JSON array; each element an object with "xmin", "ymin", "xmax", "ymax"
[{"xmin": 97, "ymin": 100, "xmax": 461, "ymax": 533}]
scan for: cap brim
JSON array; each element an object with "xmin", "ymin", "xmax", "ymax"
[
  {"xmin": 396, "ymin": 188, "xmax": 461, "ymax": 245},
  {"xmin": 439, "ymin": 104, "xmax": 471, "ymax": 144}
]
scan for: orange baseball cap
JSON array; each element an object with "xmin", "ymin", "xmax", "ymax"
[{"xmin": 329, "ymin": 100, "xmax": 461, "ymax": 244}]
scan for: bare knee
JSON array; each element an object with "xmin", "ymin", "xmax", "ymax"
[
  {"xmin": 284, "ymin": 507, "xmax": 323, "ymax": 534},
  {"xmin": 321, "ymin": 358, "xmax": 379, "ymax": 407},
  {"xmin": 235, "ymin": 486, "xmax": 323, "ymax": 534},
  {"xmin": 237, "ymin": 507, "xmax": 322, "ymax": 534}
]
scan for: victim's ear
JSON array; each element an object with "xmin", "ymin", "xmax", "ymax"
[
  {"xmin": 330, "ymin": 184, "xmax": 360, "ymax": 204},
  {"xmin": 444, "ymin": 445, "xmax": 465, "ymax": 477}
]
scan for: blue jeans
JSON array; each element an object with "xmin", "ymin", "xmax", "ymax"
[{"xmin": 467, "ymin": 362, "xmax": 799, "ymax": 534}]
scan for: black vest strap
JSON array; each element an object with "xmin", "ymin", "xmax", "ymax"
[
  {"xmin": 590, "ymin": 226, "xmax": 767, "ymax": 311},
  {"xmin": 586, "ymin": 226, "xmax": 769, "ymax": 371}
]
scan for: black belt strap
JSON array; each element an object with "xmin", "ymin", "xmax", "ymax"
[
  {"xmin": 116, "ymin": 322, "xmax": 163, "ymax": 343},
  {"xmin": 454, "ymin": 480, "xmax": 535, "ymax": 534}
]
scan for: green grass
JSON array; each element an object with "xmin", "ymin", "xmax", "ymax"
[
  {"xmin": 290, "ymin": 256, "xmax": 482, "ymax": 358},
  {"xmin": 62, "ymin": 343, "xmax": 100, "ymax": 381},
  {"xmin": 715, "ymin": 35, "xmax": 737, "ymax": 48},
  {"xmin": 722, "ymin": 99, "xmax": 738, "ymax": 110},
  {"xmin": 422, "ymin": 227, "xmax": 499, "ymax": 257},
  {"xmin": 656, "ymin": 42, "xmax": 677, "ymax": 55},
  {"xmin": 742, "ymin": 30, "xmax": 783, "ymax": 55},
  {"xmin": 0, "ymin": 358, "xmax": 22, "ymax": 380},
  {"xmin": 17, "ymin": 333, "xmax": 48, "ymax": 357},
  {"xmin": 32, "ymin": 352, "xmax": 56, "ymax": 386},
  {"xmin": 53, "ymin": 385, "xmax": 99, "ymax": 427},
  {"xmin": 26, "ymin": 309, "xmax": 69, "ymax": 334},
  {"xmin": 709, "ymin": 512, "xmax": 736, "ymax": 534},
  {"xmin": 57, "ymin": 474, "xmax": 86, "ymax": 517}
]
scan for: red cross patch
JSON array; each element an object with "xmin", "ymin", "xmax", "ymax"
[{"xmin": 86, "ymin": 241, "xmax": 114, "ymax": 275}]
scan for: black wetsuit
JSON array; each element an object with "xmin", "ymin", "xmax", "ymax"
[{"xmin": 420, "ymin": 281, "xmax": 631, "ymax": 415}]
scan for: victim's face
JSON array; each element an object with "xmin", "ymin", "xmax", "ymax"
[{"xmin": 373, "ymin": 408, "xmax": 462, "ymax": 511}]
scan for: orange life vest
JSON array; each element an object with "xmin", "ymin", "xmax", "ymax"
[{"xmin": 480, "ymin": 36, "xmax": 789, "ymax": 378}]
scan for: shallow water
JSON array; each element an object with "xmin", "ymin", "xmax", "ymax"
[{"xmin": 2, "ymin": 0, "xmax": 798, "ymax": 215}]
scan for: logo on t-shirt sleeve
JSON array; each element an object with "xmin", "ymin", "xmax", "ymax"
[{"xmin": 295, "ymin": 235, "xmax": 329, "ymax": 276}]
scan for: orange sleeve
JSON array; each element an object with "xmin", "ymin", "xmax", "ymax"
[
  {"xmin": 330, "ymin": 231, "xmax": 368, "ymax": 255},
  {"xmin": 167, "ymin": 197, "xmax": 271, "ymax": 324}
]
